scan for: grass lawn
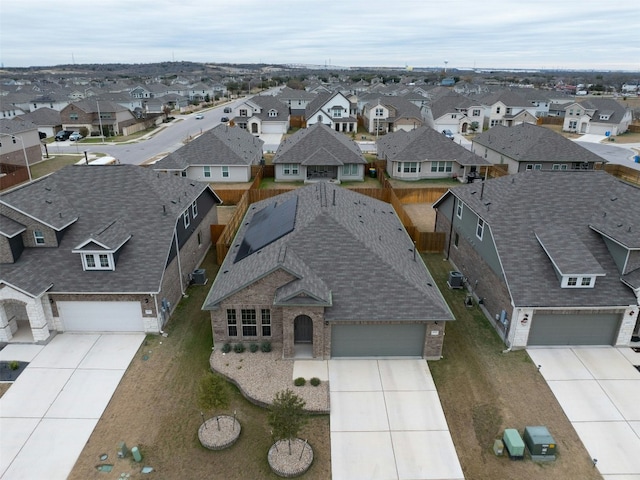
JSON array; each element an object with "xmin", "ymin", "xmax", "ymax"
[
  {"xmin": 30, "ymin": 155, "xmax": 83, "ymax": 179},
  {"xmin": 68, "ymin": 247, "xmax": 331, "ymax": 480},
  {"xmin": 424, "ymin": 253, "xmax": 602, "ymax": 480}
]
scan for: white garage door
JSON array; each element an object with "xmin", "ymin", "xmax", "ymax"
[
  {"xmin": 58, "ymin": 301, "xmax": 144, "ymax": 332},
  {"xmin": 261, "ymin": 123, "xmax": 284, "ymax": 134}
]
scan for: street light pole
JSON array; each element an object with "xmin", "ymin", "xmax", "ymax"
[
  {"xmin": 0, "ymin": 133, "xmax": 32, "ymax": 182},
  {"xmin": 96, "ymin": 100, "xmax": 105, "ymax": 144}
]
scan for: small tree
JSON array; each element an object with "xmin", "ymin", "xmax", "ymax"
[
  {"xmin": 197, "ymin": 372, "xmax": 230, "ymax": 412},
  {"xmin": 469, "ymin": 121, "xmax": 480, "ymax": 133},
  {"xmin": 268, "ymin": 389, "xmax": 308, "ymax": 454}
]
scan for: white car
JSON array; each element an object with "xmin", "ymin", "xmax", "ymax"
[
  {"xmin": 442, "ymin": 129, "xmax": 454, "ymax": 140},
  {"xmin": 69, "ymin": 132, "xmax": 83, "ymax": 141},
  {"xmin": 195, "ymin": 113, "xmax": 204, "ymax": 119}
]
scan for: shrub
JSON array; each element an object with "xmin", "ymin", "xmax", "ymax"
[
  {"xmin": 233, "ymin": 343, "xmax": 245, "ymax": 353},
  {"xmin": 310, "ymin": 377, "xmax": 321, "ymax": 387},
  {"xmin": 249, "ymin": 343, "xmax": 259, "ymax": 353},
  {"xmin": 294, "ymin": 377, "xmax": 306, "ymax": 387},
  {"xmin": 221, "ymin": 343, "xmax": 231, "ymax": 353},
  {"xmin": 261, "ymin": 341, "xmax": 272, "ymax": 353},
  {"xmin": 9, "ymin": 360, "xmax": 19, "ymax": 371},
  {"xmin": 197, "ymin": 372, "xmax": 230, "ymax": 411}
]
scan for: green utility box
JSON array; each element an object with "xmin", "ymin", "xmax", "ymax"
[
  {"xmin": 523, "ymin": 426, "xmax": 556, "ymax": 461},
  {"xmin": 503, "ymin": 428, "xmax": 525, "ymax": 460}
]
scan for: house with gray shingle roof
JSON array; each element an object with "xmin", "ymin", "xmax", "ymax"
[
  {"xmin": 472, "ymin": 123, "xmax": 606, "ymax": 174},
  {"xmin": 433, "ymin": 170, "xmax": 640, "ymax": 348},
  {"xmin": 202, "ymin": 182, "xmax": 454, "ymax": 359},
  {"xmin": 272, "ymin": 123, "xmax": 367, "ymax": 183},
  {"xmin": 0, "ymin": 164, "xmax": 221, "ymax": 343},
  {"xmin": 230, "ymin": 95, "xmax": 290, "ymax": 135},
  {"xmin": 60, "ymin": 99, "xmax": 135, "ymax": 137},
  {"xmin": 361, "ymin": 96, "xmax": 425, "ymax": 134},
  {"xmin": 427, "ymin": 92, "xmax": 485, "ymax": 135},
  {"xmin": 305, "ymin": 91, "xmax": 357, "ymax": 133},
  {"xmin": 153, "ymin": 124, "xmax": 264, "ymax": 182},
  {"xmin": 15, "ymin": 107, "xmax": 62, "ymax": 139},
  {"xmin": 377, "ymin": 126, "xmax": 490, "ymax": 182},
  {"xmin": 562, "ymin": 97, "xmax": 632, "ymax": 136}
]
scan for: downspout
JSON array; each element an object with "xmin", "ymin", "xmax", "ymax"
[
  {"xmin": 174, "ymin": 227, "xmax": 185, "ymax": 296},
  {"xmin": 445, "ymin": 193, "xmax": 455, "ymax": 260}
]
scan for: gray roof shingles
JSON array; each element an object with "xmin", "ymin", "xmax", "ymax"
[{"xmin": 203, "ymin": 183, "xmax": 453, "ymax": 322}]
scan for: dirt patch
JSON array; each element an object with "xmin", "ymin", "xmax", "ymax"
[
  {"xmin": 216, "ymin": 205, "xmax": 237, "ymax": 225},
  {"xmin": 0, "ymin": 383, "xmax": 10, "ymax": 398},
  {"xmin": 402, "ymin": 203, "xmax": 436, "ymax": 231}
]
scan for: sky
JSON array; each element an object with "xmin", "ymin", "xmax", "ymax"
[{"xmin": 1, "ymin": 0, "xmax": 639, "ymax": 71}]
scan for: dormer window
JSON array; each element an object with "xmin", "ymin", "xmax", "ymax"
[
  {"xmin": 83, "ymin": 253, "xmax": 114, "ymax": 270},
  {"xmin": 268, "ymin": 109, "xmax": 277, "ymax": 117},
  {"xmin": 34, "ymin": 230, "xmax": 45, "ymax": 245}
]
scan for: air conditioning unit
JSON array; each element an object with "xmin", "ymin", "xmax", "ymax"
[
  {"xmin": 191, "ymin": 268, "xmax": 207, "ymax": 285},
  {"xmin": 447, "ymin": 271, "xmax": 464, "ymax": 289}
]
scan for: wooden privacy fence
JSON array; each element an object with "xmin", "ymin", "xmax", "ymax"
[
  {"xmin": 214, "ymin": 168, "xmax": 447, "ymax": 264},
  {"xmin": 597, "ymin": 163, "xmax": 640, "ymax": 186}
]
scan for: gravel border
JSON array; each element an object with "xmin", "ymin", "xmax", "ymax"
[
  {"xmin": 210, "ymin": 350, "xmax": 329, "ymax": 413},
  {"xmin": 268, "ymin": 438, "xmax": 313, "ymax": 477},
  {"xmin": 198, "ymin": 415, "xmax": 241, "ymax": 450}
]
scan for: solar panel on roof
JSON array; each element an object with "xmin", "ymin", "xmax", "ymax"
[{"xmin": 234, "ymin": 195, "xmax": 298, "ymax": 263}]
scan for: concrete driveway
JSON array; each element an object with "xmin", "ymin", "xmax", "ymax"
[
  {"xmin": 329, "ymin": 359, "xmax": 464, "ymax": 480},
  {"xmin": 527, "ymin": 347, "xmax": 640, "ymax": 478},
  {"xmin": 0, "ymin": 333, "xmax": 144, "ymax": 480}
]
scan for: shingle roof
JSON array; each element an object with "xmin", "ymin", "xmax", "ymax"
[
  {"xmin": 377, "ymin": 126, "xmax": 489, "ymax": 166},
  {"xmin": 273, "ymin": 123, "xmax": 366, "ymax": 166},
  {"xmin": 574, "ymin": 97, "xmax": 629, "ymax": 125},
  {"xmin": 0, "ymin": 165, "xmax": 219, "ymax": 297},
  {"xmin": 437, "ymin": 171, "xmax": 639, "ymax": 308},
  {"xmin": 153, "ymin": 124, "xmax": 264, "ymax": 170},
  {"xmin": 203, "ymin": 183, "xmax": 453, "ymax": 322},
  {"xmin": 472, "ymin": 123, "xmax": 606, "ymax": 163}
]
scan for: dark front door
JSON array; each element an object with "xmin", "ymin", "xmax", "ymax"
[{"xmin": 294, "ymin": 315, "xmax": 313, "ymax": 343}]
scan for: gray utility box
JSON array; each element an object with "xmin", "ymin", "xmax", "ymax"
[
  {"xmin": 503, "ymin": 429, "xmax": 525, "ymax": 460},
  {"xmin": 523, "ymin": 426, "xmax": 556, "ymax": 461},
  {"xmin": 448, "ymin": 271, "xmax": 464, "ymax": 289},
  {"xmin": 192, "ymin": 269, "xmax": 207, "ymax": 285}
]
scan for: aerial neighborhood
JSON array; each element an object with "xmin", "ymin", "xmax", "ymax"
[{"xmin": 1, "ymin": 62, "xmax": 639, "ymax": 479}]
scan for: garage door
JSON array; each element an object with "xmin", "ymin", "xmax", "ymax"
[
  {"xmin": 527, "ymin": 313, "xmax": 621, "ymax": 346},
  {"xmin": 331, "ymin": 324, "xmax": 426, "ymax": 357},
  {"xmin": 58, "ymin": 301, "xmax": 144, "ymax": 332}
]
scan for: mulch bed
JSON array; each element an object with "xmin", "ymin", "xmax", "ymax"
[{"xmin": 0, "ymin": 360, "xmax": 29, "ymax": 382}]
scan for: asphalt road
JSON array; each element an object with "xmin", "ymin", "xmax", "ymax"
[
  {"xmin": 49, "ymin": 100, "xmax": 243, "ymax": 165},
  {"xmin": 574, "ymin": 139, "xmax": 640, "ymax": 171}
]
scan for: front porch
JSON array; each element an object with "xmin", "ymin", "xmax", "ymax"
[{"xmin": 0, "ymin": 287, "xmax": 53, "ymax": 344}]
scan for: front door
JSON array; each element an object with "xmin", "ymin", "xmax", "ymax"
[{"xmin": 294, "ymin": 315, "xmax": 313, "ymax": 343}]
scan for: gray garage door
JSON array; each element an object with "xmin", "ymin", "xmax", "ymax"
[
  {"xmin": 331, "ymin": 324, "xmax": 426, "ymax": 357},
  {"xmin": 527, "ymin": 313, "xmax": 621, "ymax": 346}
]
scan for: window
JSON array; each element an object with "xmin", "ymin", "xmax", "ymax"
[
  {"xmin": 34, "ymin": 230, "xmax": 45, "ymax": 244},
  {"xmin": 534, "ymin": 164, "xmax": 542, "ymax": 170},
  {"xmin": 222, "ymin": 166, "xmax": 229, "ymax": 178},
  {"xmin": 560, "ymin": 164, "xmax": 568, "ymax": 170},
  {"xmin": 490, "ymin": 119, "xmax": 499, "ymax": 127},
  {"xmin": 456, "ymin": 198, "xmax": 463, "ymax": 219},
  {"xmin": 183, "ymin": 210, "xmax": 190, "ymax": 228},
  {"xmin": 70, "ymin": 113, "xmax": 78, "ymax": 120},
  {"xmin": 569, "ymin": 109, "xmax": 574, "ymax": 116},
  {"xmin": 269, "ymin": 109, "xmax": 277, "ymax": 117},
  {"xmin": 476, "ymin": 217, "xmax": 485, "ymax": 240},
  {"xmin": 197, "ymin": 231, "xmax": 202, "ymax": 246},
  {"xmin": 431, "ymin": 161, "xmax": 452, "ymax": 173},
  {"xmin": 472, "ymin": 109, "xmax": 480, "ymax": 116},
  {"xmin": 581, "ymin": 277, "xmax": 592, "ymax": 286},
  {"xmin": 526, "ymin": 164, "xmax": 533, "ymax": 171},
  {"xmin": 317, "ymin": 115, "xmax": 323, "ymax": 123},
  {"xmin": 203, "ymin": 166, "xmax": 211, "ymax": 178},
  {"xmin": 403, "ymin": 162, "xmax": 420, "ymax": 173},
  {"xmin": 83, "ymin": 253, "xmax": 113, "ymax": 270},
  {"xmin": 180, "ymin": 171, "xmax": 187, "ymax": 177},
  {"xmin": 241, "ymin": 309, "xmax": 257, "ymax": 336},
  {"xmin": 227, "ymin": 310, "xmax": 237, "ymax": 336},
  {"xmin": 342, "ymin": 164, "xmax": 358, "ymax": 175},
  {"xmin": 283, "ymin": 164, "xmax": 298, "ymax": 175},
  {"xmin": 239, "ymin": 109, "xmax": 247, "ymax": 117},
  {"xmin": 261, "ymin": 309, "xmax": 271, "ymax": 336},
  {"xmin": 496, "ymin": 107, "xmax": 501, "ymax": 114},
  {"xmin": 567, "ymin": 277, "xmax": 577, "ymax": 286},
  {"xmin": 552, "ymin": 164, "xmax": 560, "ymax": 170},
  {"xmin": 375, "ymin": 108, "xmax": 384, "ymax": 116},
  {"xmin": 332, "ymin": 108, "xmax": 342, "ymax": 118},
  {"xmin": 454, "ymin": 232, "xmax": 460, "ymax": 248},
  {"xmin": 191, "ymin": 200, "xmax": 198, "ymax": 218},
  {"xmin": 451, "ymin": 114, "xmax": 457, "ymax": 119},
  {"xmin": 506, "ymin": 108, "xmax": 512, "ymax": 115},
  {"xmin": 568, "ymin": 120, "xmax": 577, "ymax": 129}
]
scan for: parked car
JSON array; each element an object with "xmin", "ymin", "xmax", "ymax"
[
  {"xmin": 195, "ymin": 113, "xmax": 204, "ymax": 119},
  {"xmin": 223, "ymin": 107, "xmax": 232, "ymax": 113},
  {"xmin": 55, "ymin": 130, "xmax": 74, "ymax": 141},
  {"xmin": 442, "ymin": 129, "xmax": 454, "ymax": 140},
  {"xmin": 69, "ymin": 132, "xmax": 83, "ymax": 141},
  {"xmin": 221, "ymin": 117, "xmax": 229, "ymax": 123}
]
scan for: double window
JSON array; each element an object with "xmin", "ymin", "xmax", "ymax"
[
  {"xmin": 403, "ymin": 162, "xmax": 420, "ymax": 173},
  {"xmin": 431, "ymin": 161, "xmax": 452, "ymax": 173},
  {"xmin": 282, "ymin": 164, "xmax": 299, "ymax": 175},
  {"xmin": 83, "ymin": 253, "xmax": 113, "ymax": 270},
  {"xmin": 342, "ymin": 164, "xmax": 358, "ymax": 176}
]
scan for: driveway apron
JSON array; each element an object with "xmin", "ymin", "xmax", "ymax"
[
  {"xmin": 329, "ymin": 359, "xmax": 465, "ymax": 480},
  {"xmin": 0, "ymin": 333, "xmax": 144, "ymax": 480},
  {"xmin": 527, "ymin": 347, "xmax": 640, "ymax": 478}
]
